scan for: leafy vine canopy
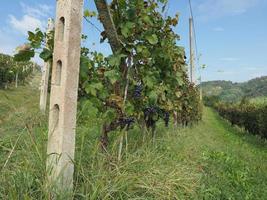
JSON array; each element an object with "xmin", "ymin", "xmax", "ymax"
[{"xmin": 14, "ymin": 0, "xmax": 201, "ymax": 129}]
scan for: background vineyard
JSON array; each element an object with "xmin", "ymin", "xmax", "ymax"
[
  {"xmin": 0, "ymin": 53, "xmax": 37, "ymax": 89},
  {"xmin": 203, "ymin": 76, "xmax": 267, "ymax": 139}
]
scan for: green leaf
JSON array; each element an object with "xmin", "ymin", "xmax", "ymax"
[
  {"xmin": 85, "ymin": 82, "xmax": 103, "ymax": 97},
  {"xmin": 142, "ymin": 15, "xmax": 153, "ymax": 25},
  {"xmin": 146, "ymin": 34, "xmax": 158, "ymax": 45},
  {"xmin": 175, "ymin": 71, "xmax": 184, "ymax": 86},
  {"xmin": 14, "ymin": 49, "xmax": 35, "ymax": 62},
  {"xmin": 93, "ymin": 82, "xmax": 104, "ymax": 90},
  {"xmin": 80, "ymin": 56, "xmax": 91, "ymax": 81},
  {"xmin": 28, "ymin": 31, "xmax": 35, "ymax": 40},
  {"xmin": 144, "ymin": 76, "xmax": 155, "ymax": 89},
  {"xmin": 125, "ymin": 102, "xmax": 134, "ymax": 115},
  {"xmin": 103, "ymin": 109, "xmax": 117, "ymax": 124},
  {"xmin": 136, "ymin": 45, "xmax": 146, "ymax": 53},
  {"xmin": 80, "ymin": 100, "xmax": 99, "ymax": 118},
  {"xmin": 108, "ymin": 53, "xmax": 126, "ymax": 67},
  {"xmin": 104, "ymin": 70, "xmax": 119, "ymax": 84},
  {"xmin": 40, "ymin": 48, "xmax": 52, "ymax": 62},
  {"xmin": 28, "ymin": 29, "xmax": 44, "ymax": 49},
  {"xmin": 121, "ymin": 22, "xmax": 134, "ymax": 38},
  {"xmin": 148, "ymin": 91, "xmax": 158, "ymax": 104},
  {"xmin": 127, "ymin": 8, "xmax": 136, "ymax": 20},
  {"xmin": 85, "ymin": 84, "xmax": 97, "ymax": 96},
  {"xmin": 84, "ymin": 10, "xmax": 97, "ymax": 18}
]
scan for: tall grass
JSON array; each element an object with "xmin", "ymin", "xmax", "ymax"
[
  {"xmin": 0, "ymin": 113, "xmax": 201, "ymax": 199},
  {"xmin": 0, "ymin": 82, "xmax": 266, "ymax": 199}
]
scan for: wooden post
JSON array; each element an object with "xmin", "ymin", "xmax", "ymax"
[
  {"xmin": 189, "ymin": 17, "xmax": 195, "ymax": 83},
  {"xmin": 40, "ymin": 18, "xmax": 55, "ymax": 113},
  {"xmin": 46, "ymin": 0, "xmax": 83, "ymax": 191}
]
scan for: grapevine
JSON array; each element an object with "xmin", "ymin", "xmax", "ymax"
[{"xmin": 14, "ymin": 0, "xmax": 203, "ymax": 150}]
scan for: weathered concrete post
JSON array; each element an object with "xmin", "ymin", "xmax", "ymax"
[
  {"xmin": 40, "ymin": 18, "xmax": 55, "ymax": 113},
  {"xmin": 189, "ymin": 17, "xmax": 195, "ymax": 84},
  {"xmin": 46, "ymin": 0, "xmax": 83, "ymax": 191},
  {"xmin": 15, "ymin": 71, "xmax": 18, "ymax": 88}
]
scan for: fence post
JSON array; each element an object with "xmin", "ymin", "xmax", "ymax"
[
  {"xmin": 15, "ymin": 72, "xmax": 18, "ymax": 88},
  {"xmin": 46, "ymin": 0, "xmax": 84, "ymax": 192},
  {"xmin": 40, "ymin": 18, "xmax": 55, "ymax": 113},
  {"xmin": 189, "ymin": 17, "xmax": 195, "ymax": 84}
]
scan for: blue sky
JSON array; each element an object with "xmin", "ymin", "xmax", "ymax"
[{"xmin": 0, "ymin": 0, "xmax": 266, "ymax": 82}]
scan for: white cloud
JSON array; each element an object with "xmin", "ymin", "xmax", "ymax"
[
  {"xmin": 197, "ymin": 0, "xmax": 265, "ymax": 20},
  {"xmin": 9, "ymin": 15, "xmax": 44, "ymax": 35},
  {"xmin": 0, "ymin": 2, "xmax": 54, "ymax": 62},
  {"xmin": 20, "ymin": 2, "xmax": 52, "ymax": 18},
  {"xmin": 8, "ymin": 3, "xmax": 53, "ymax": 35},
  {"xmin": 0, "ymin": 28, "xmax": 43, "ymax": 65},
  {"xmin": 220, "ymin": 57, "xmax": 240, "ymax": 61}
]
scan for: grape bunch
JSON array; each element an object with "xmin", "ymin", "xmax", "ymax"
[
  {"xmin": 118, "ymin": 117, "xmax": 135, "ymax": 130},
  {"xmin": 133, "ymin": 85, "xmax": 142, "ymax": 99},
  {"xmin": 144, "ymin": 106, "xmax": 159, "ymax": 128},
  {"xmin": 163, "ymin": 111, "xmax": 170, "ymax": 127}
]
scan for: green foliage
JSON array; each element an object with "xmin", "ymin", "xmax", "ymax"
[
  {"xmin": 84, "ymin": 9, "xmax": 97, "ymax": 18},
  {"xmin": 145, "ymin": 34, "xmax": 159, "ymax": 45},
  {"xmin": 78, "ymin": 0, "xmax": 202, "ymax": 137},
  {"xmin": 39, "ymin": 48, "xmax": 52, "ymax": 62},
  {"xmin": 201, "ymin": 76, "xmax": 267, "ymax": 103},
  {"xmin": 249, "ymin": 96, "xmax": 267, "ymax": 105},
  {"xmin": 15, "ymin": 0, "xmax": 202, "ymax": 145},
  {"xmin": 0, "ymin": 53, "xmax": 36, "ymax": 88},
  {"xmin": 14, "ymin": 28, "xmax": 54, "ymax": 63},
  {"xmin": 203, "ymin": 76, "xmax": 267, "ymax": 139},
  {"xmin": 13, "ymin": 48, "xmax": 35, "ymax": 62}
]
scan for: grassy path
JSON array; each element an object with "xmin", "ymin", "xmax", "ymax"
[
  {"xmin": 0, "ymin": 74, "xmax": 42, "ymax": 136},
  {"xmin": 0, "ymin": 80, "xmax": 266, "ymax": 199},
  {"xmin": 177, "ymin": 108, "xmax": 267, "ymax": 199}
]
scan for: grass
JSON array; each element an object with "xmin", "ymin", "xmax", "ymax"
[
  {"xmin": 0, "ymin": 74, "xmax": 42, "ymax": 136},
  {"xmin": 0, "ymin": 76, "xmax": 266, "ymax": 199}
]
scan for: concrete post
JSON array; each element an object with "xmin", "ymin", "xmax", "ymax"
[
  {"xmin": 46, "ymin": 0, "xmax": 83, "ymax": 191},
  {"xmin": 189, "ymin": 18, "xmax": 195, "ymax": 84},
  {"xmin": 15, "ymin": 72, "xmax": 18, "ymax": 88},
  {"xmin": 40, "ymin": 18, "xmax": 55, "ymax": 113}
]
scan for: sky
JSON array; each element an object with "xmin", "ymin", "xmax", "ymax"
[{"xmin": 0, "ymin": 0, "xmax": 266, "ymax": 82}]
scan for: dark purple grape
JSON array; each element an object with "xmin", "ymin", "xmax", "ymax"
[
  {"xmin": 118, "ymin": 117, "xmax": 135, "ymax": 130},
  {"xmin": 163, "ymin": 111, "xmax": 170, "ymax": 127},
  {"xmin": 143, "ymin": 106, "xmax": 158, "ymax": 128},
  {"xmin": 133, "ymin": 85, "xmax": 142, "ymax": 99}
]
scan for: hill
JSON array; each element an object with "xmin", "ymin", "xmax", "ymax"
[
  {"xmin": 0, "ymin": 76, "xmax": 266, "ymax": 199},
  {"xmin": 201, "ymin": 76, "xmax": 267, "ymax": 103}
]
